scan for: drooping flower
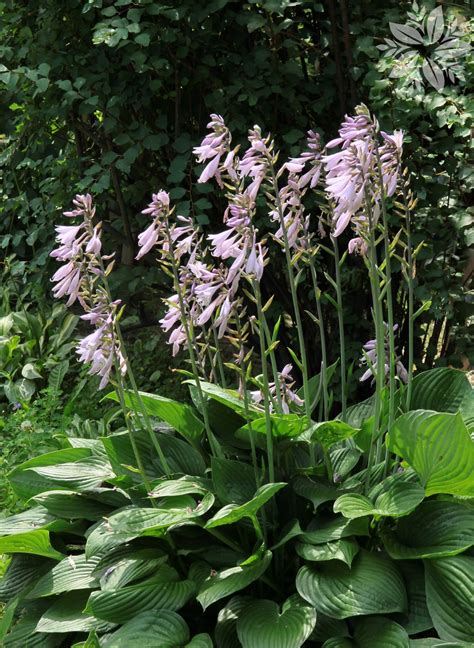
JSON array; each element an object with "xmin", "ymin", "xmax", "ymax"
[
  {"xmin": 359, "ymin": 323, "xmax": 408, "ymax": 384},
  {"xmin": 283, "ymin": 130, "xmax": 323, "ymax": 190},
  {"xmin": 251, "ymin": 363, "xmax": 304, "ymax": 414},
  {"xmin": 193, "ymin": 114, "xmax": 234, "ymax": 186},
  {"xmin": 238, "ymin": 126, "xmax": 272, "ymax": 202}
]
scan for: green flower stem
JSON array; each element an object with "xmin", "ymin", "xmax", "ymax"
[
  {"xmin": 268, "ymin": 166, "xmax": 319, "ymax": 470},
  {"xmin": 309, "ymin": 260, "xmax": 329, "ymax": 421},
  {"xmin": 402, "ymin": 177, "xmax": 414, "ymax": 410},
  {"xmin": 163, "ymin": 221, "xmax": 220, "ymax": 458},
  {"xmin": 332, "ymin": 237, "xmax": 347, "ymax": 422},
  {"xmin": 253, "ymin": 280, "xmax": 275, "ymax": 483},
  {"xmin": 211, "ymin": 325, "xmax": 227, "ymax": 388},
  {"xmin": 260, "ymin": 312, "xmax": 283, "ymax": 412},
  {"xmin": 364, "ymin": 193, "xmax": 386, "ymax": 494}
]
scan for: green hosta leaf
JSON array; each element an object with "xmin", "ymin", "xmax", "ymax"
[
  {"xmin": 205, "ymin": 483, "xmax": 286, "ymax": 528},
  {"xmin": 344, "ymin": 394, "xmax": 375, "ymax": 428},
  {"xmin": 185, "ymin": 634, "xmax": 213, "ymax": 647},
  {"xmin": 0, "ymin": 555, "xmax": 54, "ymax": 602},
  {"xmin": 296, "ymin": 538, "xmax": 359, "ymax": 566},
  {"xmin": 215, "ymin": 596, "xmax": 251, "ymax": 648},
  {"xmin": 27, "ymin": 456, "xmax": 113, "ymax": 491},
  {"xmin": 72, "ymin": 631, "xmax": 101, "ymax": 648},
  {"xmin": 312, "ymin": 614, "xmax": 348, "ymax": 644},
  {"xmin": 301, "ymin": 516, "xmax": 369, "ymax": 544},
  {"xmin": 0, "ymin": 507, "xmax": 61, "ymax": 535},
  {"xmin": 92, "ymin": 546, "xmax": 167, "ymax": 575},
  {"xmin": 387, "ymin": 411, "xmax": 474, "ymax": 496},
  {"xmin": 410, "ymin": 368, "xmax": 474, "ymax": 419},
  {"xmin": 5, "ymin": 615, "xmax": 66, "ymax": 647},
  {"xmin": 409, "ymin": 640, "xmax": 474, "ymax": 647},
  {"xmin": 86, "ymin": 567, "xmax": 196, "ymax": 623},
  {"xmin": 27, "ymin": 554, "xmax": 100, "ymax": 598},
  {"xmin": 37, "ymin": 591, "xmax": 114, "ymax": 633},
  {"xmin": 212, "ymin": 457, "xmax": 258, "ymax": 504},
  {"xmin": 311, "ymin": 420, "xmax": 359, "ymax": 449},
  {"xmin": 99, "ymin": 556, "xmax": 166, "ymax": 591},
  {"xmin": 0, "ymin": 530, "xmax": 64, "ymax": 560},
  {"xmin": 330, "ymin": 446, "xmax": 361, "ymax": 479},
  {"xmin": 101, "ymin": 610, "xmax": 189, "ymax": 647},
  {"xmin": 236, "ymin": 414, "xmax": 304, "ymax": 441},
  {"xmin": 271, "ymin": 519, "xmax": 303, "ymax": 550},
  {"xmin": 394, "ymin": 561, "xmax": 433, "ymax": 635},
  {"xmin": 353, "ymin": 616, "xmax": 409, "ymax": 647},
  {"xmin": 0, "ymin": 597, "xmax": 18, "ymax": 642},
  {"xmin": 323, "ymin": 639, "xmax": 354, "ymax": 648},
  {"xmin": 31, "ymin": 490, "xmax": 113, "ymax": 520},
  {"xmin": 296, "ymin": 549, "xmax": 406, "ymax": 619},
  {"xmin": 425, "ymin": 556, "xmax": 474, "ymax": 642},
  {"xmin": 197, "ymin": 550, "xmax": 272, "ymax": 610},
  {"xmin": 108, "ymin": 494, "xmax": 214, "ymax": 536},
  {"xmin": 187, "ymin": 380, "xmax": 261, "ymax": 418},
  {"xmin": 236, "ymin": 596, "xmax": 317, "ymax": 648},
  {"xmin": 106, "ymin": 389, "xmax": 204, "ymax": 443},
  {"xmin": 382, "ymin": 500, "xmax": 474, "ymax": 559},
  {"xmin": 334, "ymin": 472, "xmax": 424, "ymax": 519},
  {"xmin": 149, "ymin": 476, "xmax": 211, "ymax": 499},
  {"xmin": 293, "ymin": 477, "xmax": 341, "ymax": 511}
]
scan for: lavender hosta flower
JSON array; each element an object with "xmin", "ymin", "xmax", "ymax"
[
  {"xmin": 283, "ymin": 130, "xmax": 323, "ymax": 190},
  {"xmin": 76, "ymin": 316, "xmax": 126, "ymax": 389},
  {"xmin": 359, "ymin": 324, "xmax": 408, "ymax": 384},
  {"xmin": 238, "ymin": 126, "xmax": 272, "ymax": 202},
  {"xmin": 379, "ymin": 130, "xmax": 404, "ymax": 197},
  {"xmin": 193, "ymin": 114, "xmax": 235, "ymax": 186},
  {"xmin": 251, "ymin": 363, "xmax": 304, "ymax": 414},
  {"xmin": 326, "ymin": 110, "xmax": 376, "ymax": 149},
  {"xmin": 270, "ymin": 178, "xmax": 308, "ymax": 252}
]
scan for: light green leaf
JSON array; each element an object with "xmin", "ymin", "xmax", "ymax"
[
  {"xmin": 0, "ymin": 597, "xmax": 18, "ymax": 642},
  {"xmin": 197, "ymin": 550, "xmax": 272, "ymax": 611},
  {"xmin": 86, "ymin": 567, "xmax": 196, "ymax": 623},
  {"xmin": 410, "ymin": 368, "xmax": 474, "ymax": 419},
  {"xmin": 387, "ymin": 411, "xmax": 474, "ymax": 496},
  {"xmin": 425, "ymin": 555, "xmax": 474, "ymax": 642},
  {"xmin": 21, "ymin": 363, "xmax": 42, "ymax": 380},
  {"xmin": 311, "ymin": 420, "xmax": 359, "ymax": 449},
  {"xmin": 186, "ymin": 380, "xmax": 260, "ymax": 419},
  {"xmin": 236, "ymin": 414, "xmax": 304, "ymax": 441},
  {"xmin": 0, "ymin": 554, "xmax": 53, "ymax": 602},
  {"xmin": 296, "ymin": 549, "xmax": 406, "ymax": 619},
  {"xmin": 102, "ymin": 610, "xmax": 189, "ymax": 647},
  {"xmin": 106, "ymin": 389, "xmax": 204, "ymax": 443},
  {"xmin": 353, "ymin": 616, "xmax": 409, "ymax": 647},
  {"xmin": 0, "ymin": 530, "xmax": 64, "ymax": 560},
  {"xmin": 300, "ymin": 516, "xmax": 369, "ymax": 544},
  {"xmin": 149, "ymin": 476, "xmax": 211, "ymax": 499},
  {"xmin": 185, "ymin": 634, "xmax": 213, "ymax": 647},
  {"xmin": 99, "ymin": 556, "xmax": 166, "ymax": 591},
  {"xmin": 205, "ymin": 483, "xmax": 286, "ymax": 529},
  {"xmin": 334, "ymin": 472, "xmax": 424, "ymax": 519},
  {"xmin": 382, "ymin": 501, "xmax": 474, "ymax": 559},
  {"xmin": 215, "ymin": 596, "xmax": 251, "ymax": 648},
  {"xmin": 27, "ymin": 554, "xmax": 100, "ymax": 598},
  {"xmin": 37, "ymin": 591, "xmax": 114, "ymax": 633},
  {"xmin": 296, "ymin": 538, "xmax": 359, "ymax": 566},
  {"xmin": 31, "ymin": 490, "xmax": 113, "ymax": 520},
  {"xmin": 236, "ymin": 596, "xmax": 316, "ymax": 648}
]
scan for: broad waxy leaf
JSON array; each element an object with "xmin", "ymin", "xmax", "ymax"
[
  {"xmin": 425, "ymin": 556, "xmax": 474, "ymax": 642},
  {"xmin": 236, "ymin": 414, "xmax": 304, "ymax": 442},
  {"xmin": 293, "ymin": 476, "xmax": 341, "ymax": 511},
  {"xmin": 36, "ymin": 591, "xmax": 114, "ymax": 633},
  {"xmin": 205, "ymin": 482, "xmax": 286, "ymax": 528},
  {"xmin": 27, "ymin": 553, "xmax": 100, "ymax": 598},
  {"xmin": 215, "ymin": 595, "xmax": 252, "ymax": 648},
  {"xmin": 311, "ymin": 420, "xmax": 359, "ymax": 449},
  {"xmin": 394, "ymin": 561, "xmax": 433, "ymax": 635},
  {"xmin": 410, "ymin": 368, "xmax": 474, "ymax": 419},
  {"xmin": 5, "ymin": 614, "xmax": 66, "ymax": 647},
  {"xmin": 86, "ymin": 566, "xmax": 196, "ymax": 623},
  {"xmin": 296, "ymin": 549, "xmax": 407, "ymax": 619},
  {"xmin": 334, "ymin": 472, "xmax": 424, "ymax": 519},
  {"xmin": 31, "ymin": 490, "xmax": 114, "ymax": 520},
  {"xmin": 101, "ymin": 610, "xmax": 189, "ymax": 647},
  {"xmin": 296, "ymin": 538, "xmax": 359, "ymax": 566},
  {"xmin": 236, "ymin": 596, "xmax": 317, "ymax": 648},
  {"xmin": 212, "ymin": 457, "xmax": 258, "ymax": 505},
  {"xmin": 353, "ymin": 616, "xmax": 409, "ymax": 647},
  {"xmin": 185, "ymin": 634, "xmax": 213, "ymax": 647},
  {"xmin": 300, "ymin": 516, "xmax": 369, "ymax": 544},
  {"xmin": 0, "ymin": 506, "xmax": 75, "ymax": 535},
  {"xmin": 149, "ymin": 476, "xmax": 211, "ymax": 499},
  {"xmin": 382, "ymin": 500, "xmax": 474, "ymax": 559},
  {"xmin": 186, "ymin": 380, "xmax": 261, "ymax": 418},
  {"xmin": 99, "ymin": 556, "xmax": 167, "ymax": 591},
  {"xmin": 197, "ymin": 550, "xmax": 272, "ymax": 610},
  {"xmin": 107, "ymin": 389, "xmax": 204, "ymax": 443},
  {"xmin": 0, "ymin": 554, "xmax": 54, "ymax": 602},
  {"xmin": 387, "ymin": 411, "xmax": 474, "ymax": 496},
  {"xmin": 0, "ymin": 530, "xmax": 64, "ymax": 560}
]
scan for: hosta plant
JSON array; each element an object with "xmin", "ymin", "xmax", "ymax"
[{"xmin": 1, "ymin": 108, "xmax": 473, "ymax": 647}]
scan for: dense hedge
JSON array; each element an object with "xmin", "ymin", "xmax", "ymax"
[{"xmin": 0, "ymin": 0, "xmax": 472, "ymax": 394}]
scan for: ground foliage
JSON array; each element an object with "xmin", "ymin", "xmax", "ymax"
[{"xmin": 0, "ymin": 0, "xmax": 472, "ymax": 389}]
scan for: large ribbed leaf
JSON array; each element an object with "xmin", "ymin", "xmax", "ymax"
[
  {"xmin": 108, "ymin": 494, "xmax": 214, "ymax": 537},
  {"xmin": 296, "ymin": 538, "xmax": 359, "ymax": 566},
  {"xmin": 211, "ymin": 457, "xmax": 257, "ymax": 505},
  {"xmin": 215, "ymin": 596, "xmax": 251, "ymax": 648},
  {"xmin": 382, "ymin": 501, "xmax": 474, "ymax": 559},
  {"xmin": 27, "ymin": 554, "xmax": 100, "ymax": 598},
  {"xmin": 5, "ymin": 616, "xmax": 66, "ymax": 647},
  {"xmin": 410, "ymin": 368, "xmax": 473, "ymax": 418},
  {"xmin": 0, "ymin": 555, "xmax": 54, "ymax": 602},
  {"xmin": 334, "ymin": 472, "xmax": 424, "ymax": 519},
  {"xmin": 107, "ymin": 389, "xmax": 204, "ymax": 443},
  {"xmin": 0, "ymin": 530, "xmax": 64, "ymax": 560},
  {"xmin": 205, "ymin": 483, "xmax": 286, "ymax": 529},
  {"xmin": 296, "ymin": 549, "xmax": 406, "ymax": 619},
  {"xmin": 186, "ymin": 380, "xmax": 261, "ymax": 419},
  {"xmin": 394, "ymin": 561, "xmax": 432, "ymax": 635},
  {"xmin": 300, "ymin": 516, "xmax": 369, "ymax": 544},
  {"xmin": 31, "ymin": 490, "xmax": 113, "ymax": 520},
  {"xmin": 409, "ymin": 640, "xmax": 474, "ymax": 647},
  {"xmin": 85, "ymin": 517, "xmax": 134, "ymax": 559},
  {"xmin": 86, "ymin": 566, "xmax": 196, "ymax": 623},
  {"xmin": 425, "ymin": 555, "xmax": 474, "ymax": 642},
  {"xmin": 311, "ymin": 420, "xmax": 359, "ymax": 449},
  {"xmin": 236, "ymin": 414, "xmax": 304, "ymax": 442},
  {"xmin": 37, "ymin": 591, "xmax": 114, "ymax": 633},
  {"xmin": 387, "ymin": 411, "xmax": 474, "ymax": 496},
  {"xmin": 149, "ymin": 476, "xmax": 211, "ymax": 499},
  {"xmin": 353, "ymin": 617, "xmax": 409, "ymax": 647},
  {"xmin": 0, "ymin": 507, "xmax": 79, "ymax": 535},
  {"xmin": 185, "ymin": 635, "xmax": 213, "ymax": 647},
  {"xmin": 101, "ymin": 610, "xmax": 189, "ymax": 647},
  {"xmin": 197, "ymin": 550, "xmax": 272, "ymax": 611},
  {"xmin": 292, "ymin": 477, "xmax": 341, "ymax": 511},
  {"xmin": 98, "ymin": 555, "xmax": 166, "ymax": 591},
  {"xmin": 322, "ymin": 639, "xmax": 354, "ymax": 648},
  {"xmin": 236, "ymin": 596, "xmax": 317, "ymax": 648}
]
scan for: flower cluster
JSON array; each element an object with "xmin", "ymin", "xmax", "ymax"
[
  {"xmin": 251, "ymin": 363, "xmax": 304, "ymax": 414},
  {"xmin": 359, "ymin": 324, "xmax": 408, "ymax": 384},
  {"xmin": 51, "ymin": 194, "xmax": 126, "ymax": 388},
  {"xmin": 192, "ymin": 114, "xmax": 236, "ymax": 186}
]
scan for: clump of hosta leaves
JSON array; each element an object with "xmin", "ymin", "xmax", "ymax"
[{"xmin": 0, "ymin": 367, "xmax": 473, "ymax": 647}]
